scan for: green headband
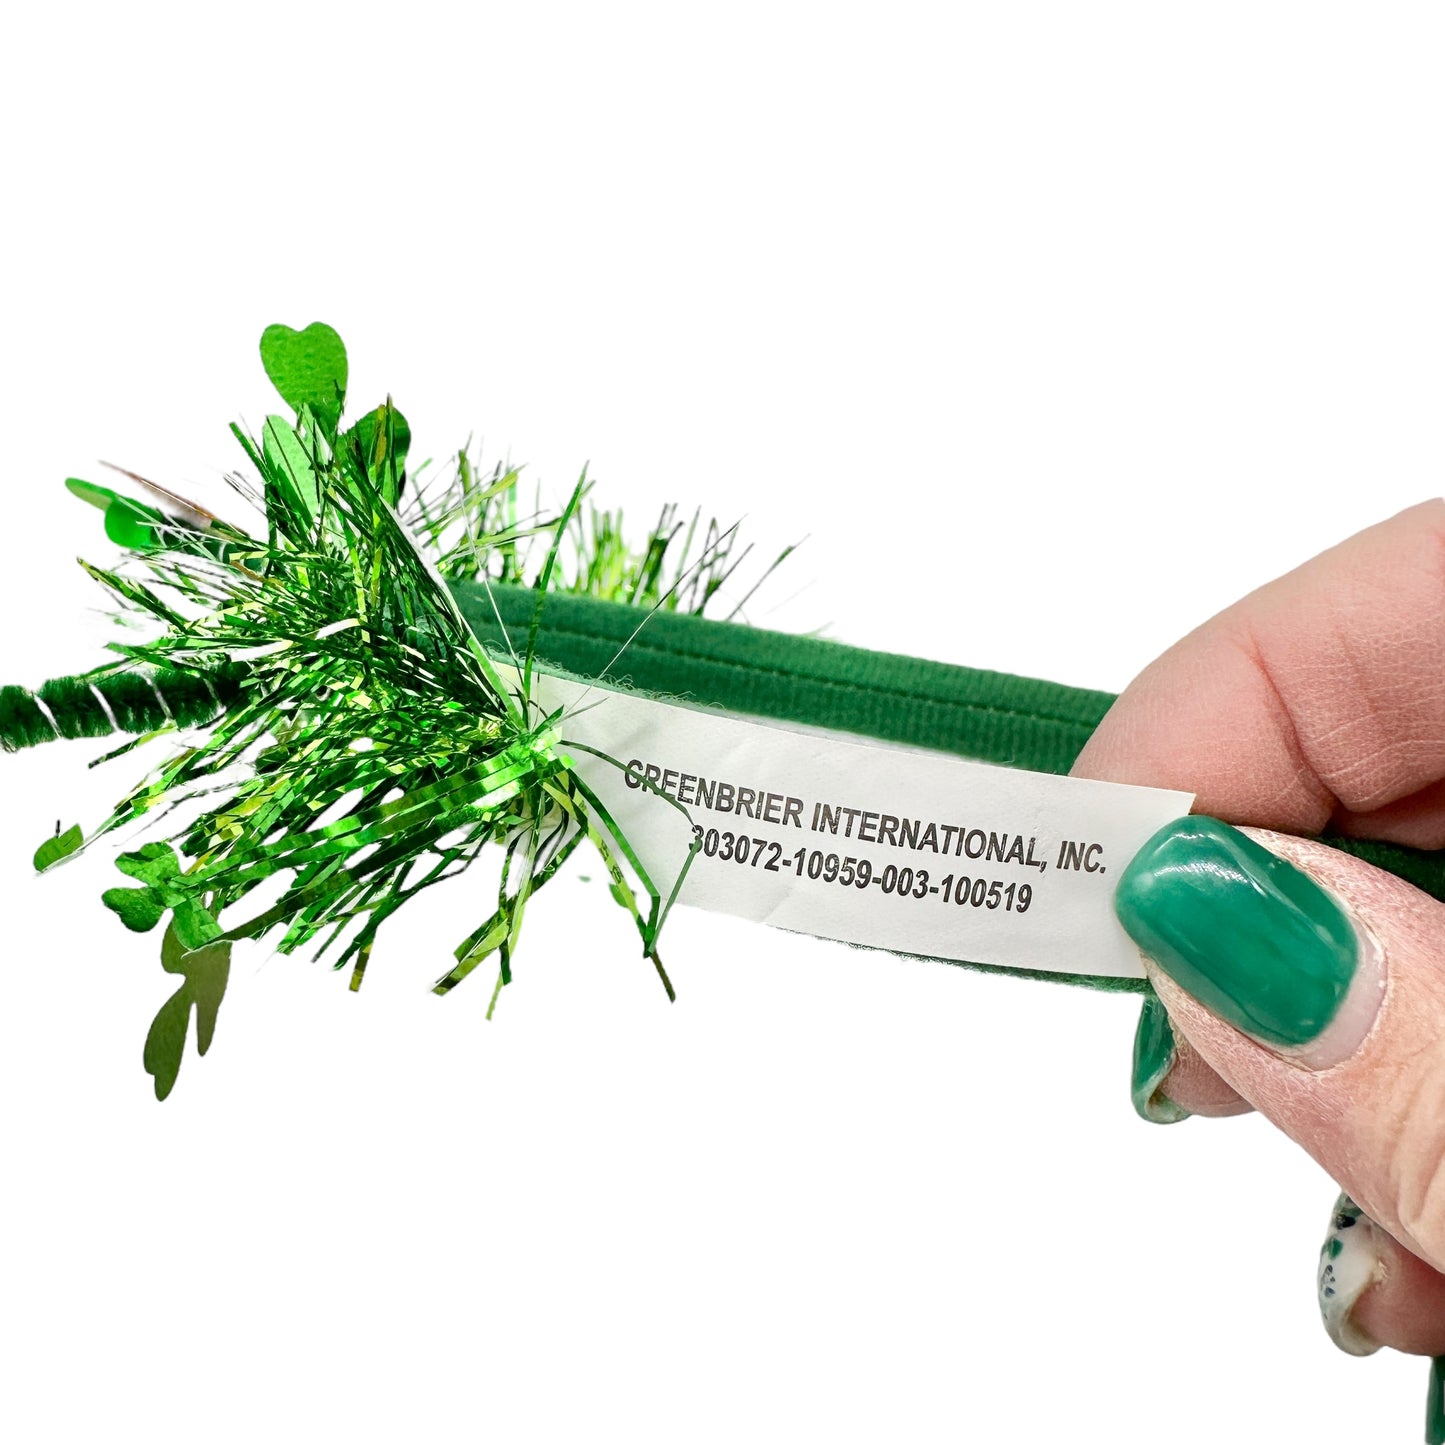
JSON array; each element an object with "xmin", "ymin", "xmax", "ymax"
[{"xmin": 5, "ymin": 320, "xmax": 1439, "ymax": 1101}]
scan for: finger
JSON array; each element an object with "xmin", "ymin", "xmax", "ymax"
[
  {"xmin": 1072, "ymin": 498, "xmax": 1445, "ymax": 846},
  {"xmin": 1328, "ymin": 778, "xmax": 1445, "ymax": 851},
  {"xmin": 1319, "ymin": 1194, "xmax": 1445, "ymax": 1358},
  {"xmin": 1115, "ymin": 819, "xmax": 1445, "ymax": 1271},
  {"xmin": 1074, "ymin": 498, "xmax": 1445, "ymax": 1120},
  {"xmin": 1130, "ymin": 991, "xmax": 1251, "ymax": 1122}
]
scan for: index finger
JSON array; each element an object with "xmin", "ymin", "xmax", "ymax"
[{"xmin": 1073, "ymin": 499, "xmax": 1445, "ymax": 849}]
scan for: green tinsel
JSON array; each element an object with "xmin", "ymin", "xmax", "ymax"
[{"xmin": 10, "ymin": 321, "xmax": 772, "ymax": 1098}]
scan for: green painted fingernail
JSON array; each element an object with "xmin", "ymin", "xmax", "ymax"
[
  {"xmin": 1114, "ymin": 817, "xmax": 1357, "ymax": 1050},
  {"xmin": 1131, "ymin": 991, "xmax": 1189, "ymax": 1124}
]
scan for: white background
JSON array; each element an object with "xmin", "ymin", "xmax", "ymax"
[{"xmin": 2, "ymin": 4, "xmax": 1441, "ymax": 1441}]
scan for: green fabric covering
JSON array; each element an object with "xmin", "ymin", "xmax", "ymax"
[
  {"xmin": 450, "ymin": 582, "xmax": 1117, "ymax": 774},
  {"xmin": 450, "ymin": 580, "xmax": 1445, "ymax": 987}
]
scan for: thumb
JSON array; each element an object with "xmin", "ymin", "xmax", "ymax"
[{"xmin": 1115, "ymin": 816, "xmax": 1445, "ymax": 1269}]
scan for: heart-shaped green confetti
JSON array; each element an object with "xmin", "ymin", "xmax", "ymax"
[
  {"xmin": 144, "ymin": 914, "xmax": 231, "ymax": 1102},
  {"xmin": 65, "ymin": 478, "xmax": 165, "ymax": 551},
  {"xmin": 262, "ymin": 416, "xmax": 320, "ymax": 524},
  {"xmin": 260, "ymin": 321, "xmax": 348, "ymax": 433},
  {"xmin": 115, "ymin": 842, "xmax": 181, "ymax": 889},
  {"xmin": 33, "ymin": 824, "xmax": 82, "ymax": 873},
  {"xmin": 349, "ymin": 399, "xmax": 411, "ymax": 507},
  {"xmin": 101, "ymin": 844, "xmax": 185, "ymax": 933},
  {"xmin": 102, "ymin": 885, "xmax": 167, "ymax": 933}
]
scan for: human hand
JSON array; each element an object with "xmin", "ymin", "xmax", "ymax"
[{"xmin": 1071, "ymin": 500, "xmax": 1445, "ymax": 1367}]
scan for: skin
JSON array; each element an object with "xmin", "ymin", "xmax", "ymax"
[{"xmin": 1071, "ymin": 499, "xmax": 1445, "ymax": 1355}]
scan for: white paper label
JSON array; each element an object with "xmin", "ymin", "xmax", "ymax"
[{"xmin": 531, "ymin": 673, "xmax": 1194, "ymax": 979}]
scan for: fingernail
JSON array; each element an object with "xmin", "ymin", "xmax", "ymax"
[
  {"xmin": 1317, "ymin": 1194, "xmax": 1383, "ymax": 1357},
  {"xmin": 1114, "ymin": 817, "xmax": 1358, "ymax": 1050},
  {"xmin": 1131, "ymin": 991, "xmax": 1190, "ymax": 1124}
]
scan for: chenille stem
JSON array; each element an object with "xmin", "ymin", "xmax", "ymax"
[{"xmin": 0, "ymin": 663, "xmax": 247, "ymax": 752}]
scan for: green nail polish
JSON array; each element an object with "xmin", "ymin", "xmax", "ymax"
[
  {"xmin": 1131, "ymin": 991, "xmax": 1189, "ymax": 1124},
  {"xmin": 1114, "ymin": 817, "xmax": 1357, "ymax": 1049}
]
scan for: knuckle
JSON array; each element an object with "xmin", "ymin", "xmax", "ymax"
[{"xmin": 1380, "ymin": 1058, "xmax": 1445, "ymax": 1267}]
